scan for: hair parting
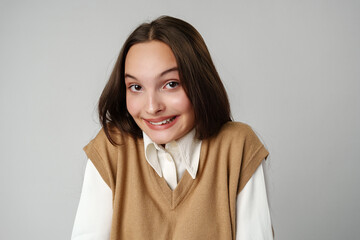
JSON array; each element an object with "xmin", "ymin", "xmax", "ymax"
[{"xmin": 98, "ymin": 15, "xmax": 232, "ymax": 145}]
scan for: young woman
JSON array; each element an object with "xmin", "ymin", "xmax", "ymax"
[{"xmin": 72, "ymin": 16, "xmax": 273, "ymax": 239}]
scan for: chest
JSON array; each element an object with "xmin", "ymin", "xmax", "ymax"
[{"xmin": 109, "ymin": 141, "xmax": 240, "ymax": 240}]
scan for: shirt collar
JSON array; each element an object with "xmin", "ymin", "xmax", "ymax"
[{"xmin": 143, "ymin": 129, "xmax": 202, "ymax": 179}]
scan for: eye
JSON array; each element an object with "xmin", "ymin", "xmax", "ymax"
[
  {"xmin": 164, "ymin": 81, "xmax": 180, "ymax": 89},
  {"xmin": 129, "ymin": 84, "xmax": 142, "ymax": 92}
]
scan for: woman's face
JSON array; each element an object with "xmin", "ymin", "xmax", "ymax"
[{"xmin": 124, "ymin": 40, "xmax": 195, "ymax": 145}]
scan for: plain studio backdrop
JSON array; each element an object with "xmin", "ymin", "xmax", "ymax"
[{"xmin": 1, "ymin": 0, "xmax": 359, "ymax": 239}]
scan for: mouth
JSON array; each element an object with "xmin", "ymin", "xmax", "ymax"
[{"xmin": 147, "ymin": 116, "xmax": 177, "ymax": 126}]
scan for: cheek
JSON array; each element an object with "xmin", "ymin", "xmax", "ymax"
[
  {"xmin": 182, "ymin": 102, "xmax": 195, "ymax": 130},
  {"xmin": 171, "ymin": 92, "xmax": 194, "ymax": 118},
  {"xmin": 126, "ymin": 94, "xmax": 139, "ymax": 117},
  {"xmin": 170, "ymin": 90, "xmax": 190, "ymax": 106},
  {"xmin": 182, "ymin": 99, "xmax": 194, "ymax": 115}
]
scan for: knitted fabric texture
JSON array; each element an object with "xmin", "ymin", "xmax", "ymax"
[{"xmin": 84, "ymin": 122, "xmax": 269, "ymax": 240}]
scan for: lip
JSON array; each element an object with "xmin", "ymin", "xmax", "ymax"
[{"xmin": 143, "ymin": 115, "xmax": 179, "ymax": 130}]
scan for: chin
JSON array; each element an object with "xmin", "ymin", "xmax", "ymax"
[
  {"xmin": 145, "ymin": 130, "xmax": 178, "ymax": 144},
  {"xmin": 149, "ymin": 135, "xmax": 174, "ymax": 145}
]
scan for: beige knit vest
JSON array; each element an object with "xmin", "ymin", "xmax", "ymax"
[{"xmin": 84, "ymin": 122, "xmax": 268, "ymax": 240}]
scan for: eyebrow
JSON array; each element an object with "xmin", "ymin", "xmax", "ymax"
[
  {"xmin": 124, "ymin": 67, "xmax": 178, "ymax": 80},
  {"xmin": 159, "ymin": 67, "xmax": 178, "ymax": 77}
]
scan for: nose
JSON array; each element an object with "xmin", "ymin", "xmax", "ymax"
[{"xmin": 145, "ymin": 91, "xmax": 164, "ymax": 115}]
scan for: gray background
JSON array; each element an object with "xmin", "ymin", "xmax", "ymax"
[{"xmin": 1, "ymin": 0, "xmax": 359, "ymax": 239}]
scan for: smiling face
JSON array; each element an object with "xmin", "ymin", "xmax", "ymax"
[{"xmin": 124, "ymin": 40, "xmax": 195, "ymax": 145}]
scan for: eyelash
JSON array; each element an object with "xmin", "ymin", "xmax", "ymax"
[
  {"xmin": 128, "ymin": 81, "xmax": 180, "ymax": 92},
  {"xmin": 128, "ymin": 84, "xmax": 142, "ymax": 92},
  {"xmin": 164, "ymin": 81, "xmax": 180, "ymax": 89}
]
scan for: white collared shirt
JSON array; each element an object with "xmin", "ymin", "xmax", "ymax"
[
  {"xmin": 72, "ymin": 130, "xmax": 273, "ymax": 239},
  {"xmin": 143, "ymin": 129, "xmax": 201, "ymax": 189}
]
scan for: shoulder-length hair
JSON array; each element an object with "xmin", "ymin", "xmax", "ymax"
[{"xmin": 99, "ymin": 16, "xmax": 232, "ymax": 145}]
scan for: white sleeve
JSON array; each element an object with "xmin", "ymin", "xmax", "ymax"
[
  {"xmin": 236, "ymin": 160, "xmax": 273, "ymax": 240},
  {"xmin": 71, "ymin": 159, "xmax": 113, "ymax": 240}
]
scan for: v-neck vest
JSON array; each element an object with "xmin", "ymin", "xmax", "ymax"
[{"xmin": 84, "ymin": 122, "xmax": 268, "ymax": 240}]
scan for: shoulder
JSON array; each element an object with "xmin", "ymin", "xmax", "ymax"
[
  {"xmin": 209, "ymin": 121, "xmax": 266, "ymax": 157},
  {"xmin": 83, "ymin": 126, "xmax": 143, "ymax": 188},
  {"xmin": 215, "ymin": 121, "xmax": 258, "ymax": 142},
  {"xmin": 214, "ymin": 122, "xmax": 269, "ymax": 193},
  {"xmin": 219, "ymin": 121, "xmax": 253, "ymax": 134},
  {"xmin": 84, "ymin": 125, "xmax": 140, "ymax": 155}
]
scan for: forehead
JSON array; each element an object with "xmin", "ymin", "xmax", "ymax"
[{"xmin": 125, "ymin": 41, "xmax": 177, "ymax": 76}]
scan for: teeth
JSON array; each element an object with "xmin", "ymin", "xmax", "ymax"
[{"xmin": 149, "ymin": 117, "xmax": 176, "ymax": 125}]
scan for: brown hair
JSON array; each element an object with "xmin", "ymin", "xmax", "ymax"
[{"xmin": 99, "ymin": 16, "xmax": 232, "ymax": 145}]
